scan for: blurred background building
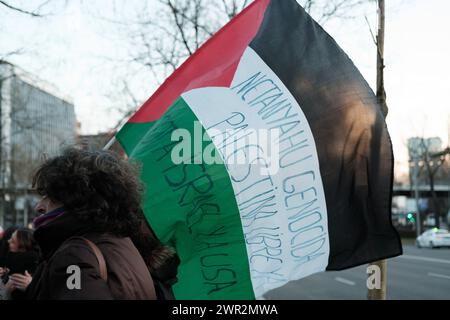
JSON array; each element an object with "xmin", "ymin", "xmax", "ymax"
[
  {"xmin": 392, "ymin": 136, "xmax": 450, "ymax": 235},
  {"xmin": 0, "ymin": 61, "xmax": 76, "ymax": 227}
]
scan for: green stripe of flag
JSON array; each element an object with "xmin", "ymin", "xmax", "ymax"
[
  {"xmin": 118, "ymin": 97, "xmax": 255, "ymax": 299},
  {"xmin": 116, "ymin": 122, "xmax": 155, "ymax": 155}
]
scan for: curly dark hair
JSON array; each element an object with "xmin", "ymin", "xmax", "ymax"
[{"xmin": 32, "ymin": 148, "xmax": 144, "ymax": 237}]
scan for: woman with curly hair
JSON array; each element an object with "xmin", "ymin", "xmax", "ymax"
[{"xmin": 25, "ymin": 148, "xmax": 170, "ymax": 300}]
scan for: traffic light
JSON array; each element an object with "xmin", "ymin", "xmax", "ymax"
[{"xmin": 407, "ymin": 212, "xmax": 415, "ymax": 223}]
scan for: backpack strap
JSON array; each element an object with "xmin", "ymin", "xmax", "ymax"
[{"xmin": 77, "ymin": 237, "xmax": 108, "ymax": 282}]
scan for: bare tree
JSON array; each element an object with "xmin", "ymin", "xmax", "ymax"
[
  {"xmin": 408, "ymin": 137, "xmax": 448, "ymax": 230},
  {"xmin": 98, "ymin": 0, "xmax": 372, "ymax": 124},
  {"xmin": 302, "ymin": 0, "xmax": 373, "ymax": 23},
  {"xmin": 134, "ymin": 0, "xmax": 371, "ymax": 80},
  {"xmin": 419, "ymin": 139, "xmax": 447, "ymax": 229}
]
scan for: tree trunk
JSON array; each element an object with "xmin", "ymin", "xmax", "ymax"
[
  {"xmin": 368, "ymin": 0, "xmax": 387, "ymax": 300},
  {"xmin": 376, "ymin": 0, "xmax": 387, "ymax": 118}
]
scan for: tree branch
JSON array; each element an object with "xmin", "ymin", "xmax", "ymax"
[
  {"xmin": 0, "ymin": 0, "xmax": 48, "ymax": 17},
  {"xmin": 165, "ymin": 0, "xmax": 193, "ymax": 55}
]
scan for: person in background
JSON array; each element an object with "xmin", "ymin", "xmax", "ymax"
[
  {"xmin": 0, "ymin": 228, "xmax": 40, "ymax": 300},
  {"xmin": 0, "ymin": 225, "xmax": 4, "ymax": 262},
  {"xmin": 0, "ymin": 226, "xmax": 18, "ymax": 271},
  {"xmin": 131, "ymin": 215, "xmax": 179, "ymax": 300}
]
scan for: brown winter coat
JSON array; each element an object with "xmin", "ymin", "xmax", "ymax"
[{"xmin": 26, "ymin": 212, "xmax": 159, "ymax": 300}]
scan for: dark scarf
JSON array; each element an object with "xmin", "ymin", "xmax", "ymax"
[
  {"xmin": 33, "ymin": 210, "xmax": 97, "ymax": 260},
  {"xmin": 32, "ymin": 207, "xmax": 65, "ymax": 230}
]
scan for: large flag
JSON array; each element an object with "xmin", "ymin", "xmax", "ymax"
[{"xmin": 116, "ymin": 0, "xmax": 402, "ymax": 299}]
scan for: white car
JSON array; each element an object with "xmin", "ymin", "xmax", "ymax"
[{"xmin": 416, "ymin": 228, "xmax": 450, "ymax": 248}]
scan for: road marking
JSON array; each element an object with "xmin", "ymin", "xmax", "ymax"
[
  {"xmin": 428, "ymin": 273, "xmax": 450, "ymax": 280},
  {"xmin": 335, "ymin": 277, "xmax": 355, "ymax": 286},
  {"xmin": 398, "ymin": 255, "xmax": 450, "ymax": 265}
]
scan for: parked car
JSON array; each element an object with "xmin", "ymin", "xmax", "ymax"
[{"xmin": 416, "ymin": 228, "xmax": 450, "ymax": 248}]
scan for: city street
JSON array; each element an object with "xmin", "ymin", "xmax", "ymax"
[{"xmin": 266, "ymin": 245, "xmax": 450, "ymax": 300}]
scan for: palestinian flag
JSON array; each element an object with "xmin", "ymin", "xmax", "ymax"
[{"xmin": 116, "ymin": 0, "xmax": 402, "ymax": 299}]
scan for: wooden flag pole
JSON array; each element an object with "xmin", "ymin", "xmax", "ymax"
[
  {"xmin": 368, "ymin": 0, "xmax": 387, "ymax": 300},
  {"xmin": 103, "ymin": 136, "xmax": 116, "ymax": 151},
  {"xmin": 103, "ymin": 109, "xmax": 135, "ymax": 151}
]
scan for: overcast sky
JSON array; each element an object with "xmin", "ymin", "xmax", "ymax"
[{"xmin": 1, "ymin": 0, "xmax": 449, "ymax": 178}]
